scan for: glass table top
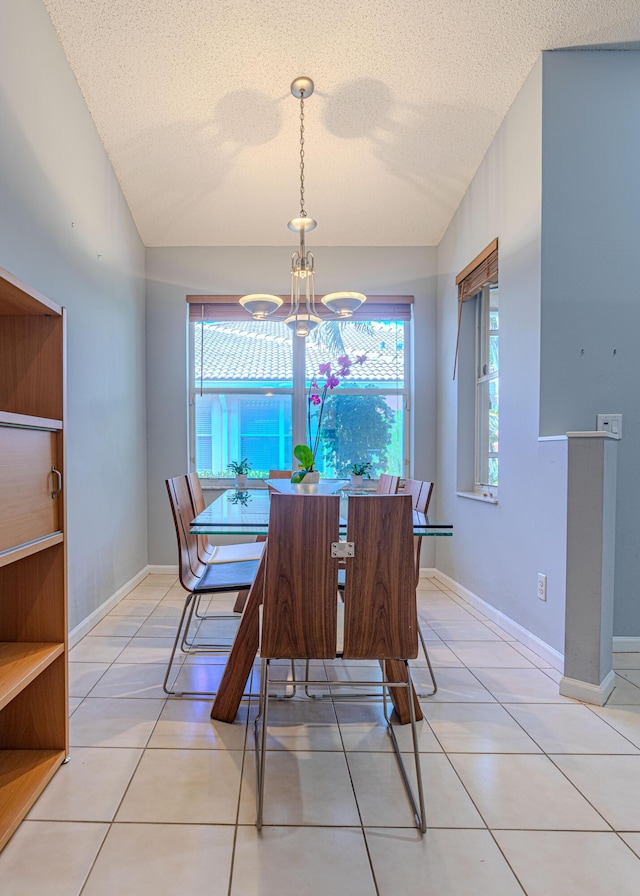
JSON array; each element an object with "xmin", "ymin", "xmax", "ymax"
[{"xmin": 191, "ymin": 488, "xmax": 453, "ymax": 537}]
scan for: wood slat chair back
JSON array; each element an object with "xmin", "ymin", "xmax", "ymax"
[
  {"xmin": 166, "ymin": 475, "xmax": 204, "ymax": 591},
  {"xmin": 415, "ymin": 481, "xmax": 434, "ymax": 515},
  {"xmin": 266, "ymin": 469, "xmax": 293, "ymax": 496},
  {"xmin": 261, "ymin": 494, "xmax": 340, "ymax": 659},
  {"xmin": 376, "ymin": 473, "xmax": 399, "ymax": 495},
  {"xmin": 342, "ymin": 494, "xmax": 418, "ymax": 660},
  {"xmin": 186, "ymin": 471, "xmax": 215, "ymax": 565},
  {"xmin": 402, "ymin": 478, "xmax": 423, "ymax": 505}
]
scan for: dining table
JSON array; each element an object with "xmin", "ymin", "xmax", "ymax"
[{"xmin": 191, "ymin": 481, "xmax": 453, "ymax": 724}]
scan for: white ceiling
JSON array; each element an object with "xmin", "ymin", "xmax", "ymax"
[{"xmin": 43, "ymin": 0, "xmax": 640, "ymax": 248}]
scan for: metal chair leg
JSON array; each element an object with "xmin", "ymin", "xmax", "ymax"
[
  {"xmin": 382, "ymin": 660, "xmax": 427, "ymax": 833},
  {"xmin": 163, "ymin": 592, "xmax": 196, "ymax": 695},
  {"xmin": 417, "ymin": 626, "xmax": 438, "ymax": 697},
  {"xmin": 255, "ymin": 657, "xmax": 270, "ymax": 830}
]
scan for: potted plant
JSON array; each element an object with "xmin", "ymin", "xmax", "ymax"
[
  {"xmin": 349, "ymin": 461, "xmax": 372, "ymax": 488},
  {"xmin": 292, "ymin": 354, "xmax": 368, "ymax": 484},
  {"xmin": 227, "ymin": 457, "xmax": 251, "ymax": 488},
  {"xmin": 291, "ymin": 444, "xmax": 319, "ymax": 484}
]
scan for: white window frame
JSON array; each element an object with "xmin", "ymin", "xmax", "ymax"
[
  {"xmin": 474, "ymin": 285, "xmax": 498, "ymax": 496},
  {"xmin": 188, "ymin": 319, "xmax": 411, "ymax": 485}
]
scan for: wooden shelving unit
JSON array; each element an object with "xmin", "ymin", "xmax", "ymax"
[{"xmin": 0, "ymin": 266, "xmax": 67, "ymax": 853}]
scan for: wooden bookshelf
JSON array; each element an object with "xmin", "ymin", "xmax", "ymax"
[{"xmin": 0, "ymin": 267, "xmax": 67, "ymax": 853}]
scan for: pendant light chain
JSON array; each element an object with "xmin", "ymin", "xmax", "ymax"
[{"xmin": 299, "ymin": 92, "xmax": 306, "ymax": 218}]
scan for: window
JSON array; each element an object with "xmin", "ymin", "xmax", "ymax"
[
  {"xmin": 188, "ymin": 306, "xmax": 410, "ymax": 480},
  {"xmin": 475, "ymin": 285, "xmax": 499, "ymax": 489},
  {"xmin": 454, "ymin": 240, "xmax": 499, "ymax": 498}
]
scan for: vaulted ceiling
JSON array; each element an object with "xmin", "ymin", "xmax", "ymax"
[{"xmin": 43, "ymin": 0, "xmax": 640, "ymax": 247}]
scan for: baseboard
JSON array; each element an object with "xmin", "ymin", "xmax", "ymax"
[
  {"xmin": 69, "ymin": 565, "xmax": 152, "ymax": 648},
  {"xmin": 423, "ymin": 567, "xmax": 564, "ymax": 672},
  {"xmin": 613, "ymin": 637, "xmax": 640, "ymax": 653},
  {"xmin": 147, "ymin": 564, "xmax": 178, "ymax": 575},
  {"xmin": 559, "ymin": 670, "xmax": 616, "ymax": 706}
]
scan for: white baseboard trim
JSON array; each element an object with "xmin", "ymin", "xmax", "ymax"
[
  {"xmin": 69, "ymin": 565, "xmax": 152, "ymax": 648},
  {"xmin": 559, "ymin": 670, "xmax": 616, "ymax": 706},
  {"xmin": 613, "ymin": 637, "xmax": 640, "ymax": 653},
  {"xmin": 147, "ymin": 564, "xmax": 178, "ymax": 575},
  {"xmin": 422, "ymin": 567, "xmax": 564, "ymax": 672}
]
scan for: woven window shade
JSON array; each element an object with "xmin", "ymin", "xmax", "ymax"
[
  {"xmin": 453, "ymin": 239, "xmax": 498, "ymax": 379},
  {"xmin": 187, "ymin": 295, "xmax": 413, "ymax": 323}
]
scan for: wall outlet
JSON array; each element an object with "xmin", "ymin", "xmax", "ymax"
[
  {"xmin": 596, "ymin": 413, "xmax": 622, "ymax": 438},
  {"xmin": 537, "ymin": 573, "xmax": 547, "ymax": 601}
]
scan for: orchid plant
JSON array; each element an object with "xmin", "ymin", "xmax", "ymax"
[{"xmin": 292, "ymin": 354, "xmax": 367, "ymax": 482}]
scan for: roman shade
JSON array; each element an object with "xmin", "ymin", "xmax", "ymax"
[
  {"xmin": 187, "ymin": 295, "xmax": 413, "ymax": 322},
  {"xmin": 453, "ymin": 239, "xmax": 498, "ymax": 379}
]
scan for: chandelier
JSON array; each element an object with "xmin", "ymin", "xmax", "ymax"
[{"xmin": 240, "ymin": 77, "xmax": 366, "ymax": 337}]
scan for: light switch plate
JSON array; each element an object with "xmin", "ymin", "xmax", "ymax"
[{"xmin": 596, "ymin": 413, "xmax": 622, "ymax": 439}]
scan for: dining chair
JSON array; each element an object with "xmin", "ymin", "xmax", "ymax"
[
  {"xmin": 266, "ymin": 468, "xmax": 293, "ymax": 496},
  {"xmin": 163, "ymin": 475, "xmax": 261, "ymax": 695},
  {"xmin": 376, "ymin": 473, "xmax": 400, "ymax": 495},
  {"xmin": 187, "ymin": 471, "xmax": 265, "ymax": 564},
  {"xmin": 403, "ymin": 479, "xmax": 438, "ymax": 696},
  {"xmin": 255, "ymin": 493, "xmax": 426, "ymax": 833},
  {"xmin": 186, "ymin": 471, "xmax": 264, "ymax": 616}
]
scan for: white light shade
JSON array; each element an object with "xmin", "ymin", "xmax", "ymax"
[
  {"xmin": 321, "ymin": 292, "xmax": 367, "ymax": 318},
  {"xmin": 239, "ymin": 294, "xmax": 283, "ymax": 319},
  {"xmin": 284, "ymin": 312, "xmax": 322, "ymax": 337},
  {"xmin": 288, "ymin": 216, "xmax": 317, "ymax": 233}
]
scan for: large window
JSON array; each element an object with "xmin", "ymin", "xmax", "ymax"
[{"xmin": 189, "ymin": 314, "xmax": 409, "ymax": 480}]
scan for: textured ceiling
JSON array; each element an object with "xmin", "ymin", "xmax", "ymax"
[{"xmin": 43, "ymin": 0, "xmax": 640, "ymax": 248}]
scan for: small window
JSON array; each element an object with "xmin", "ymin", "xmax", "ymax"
[
  {"xmin": 454, "ymin": 240, "xmax": 499, "ymax": 499},
  {"xmin": 475, "ymin": 285, "xmax": 499, "ymax": 491}
]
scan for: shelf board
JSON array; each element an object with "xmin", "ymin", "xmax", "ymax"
[
  {"xmin": 0, "ymin": 750, "xmax": 66, "ymax": 852},
  {"xmin": 0, "ymin": 411, "xmax": 63, "ymax": 430},
  {"xmin": 0, "ymin": 268, "xmax": 62, "ymax": 317},
  {"xmin": 0, "ymin": 643, "xmax": 65, "ymax": 711},
  {"xmin": 0, "ymin": 533, "xmax": 64, "ymax": 569}
]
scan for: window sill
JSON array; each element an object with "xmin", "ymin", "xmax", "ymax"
[{"xmin": 456, "ymin": 490, "xmax": 498, "ymax": 505}]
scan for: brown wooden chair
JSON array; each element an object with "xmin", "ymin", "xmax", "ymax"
[
  {"xmin": 403, "ymin": 479, "xmax": 437, "ymax": 696},
  {"xmin": 266, "ymin": 469, "xmax": 293, "ymax": 495},
  {"xmin": 255, "ymin": 493, "xmax": 425, "ymax": 833},
  {"xmin": 186, "ymin": 471, "xmax": 264, "ymax": 616},
  {"xmin": 376, "ymin": 473, "xmax": 400, "ymax": 495},
  {"xmin": 186, "ymin": 472, "xmax": 264, "ymax": 565},
  {"xmin": 164, "ymin": 475, "xmax": 260, "ymax": 695}
]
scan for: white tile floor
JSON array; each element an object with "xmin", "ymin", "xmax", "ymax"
[{"xmin": 3, "ymin": 574, "xmax": 640, "ymax": 894}]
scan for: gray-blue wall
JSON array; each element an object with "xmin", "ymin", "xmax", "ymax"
[
  {"xmin": 436, "ymin": 59, "xmax": 569, "ymax": 655},
  {"xmin": 540, "ymin": 49, "xmax": 640, "ymax": 635},
  {"xmin": 0, "ymin": 0, "xmax": 148, "ymax": 628}
]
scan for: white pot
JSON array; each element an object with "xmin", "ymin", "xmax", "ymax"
[
  {"xmin": 235, "ymin": 474, "xmax": 248, "ymax": 488},
  {"xmin": 350, "ymin": 474, "xmax": 363, "ymax": 488},
  {"xmin": 301, "ymin": 471, "xmax": 320, "ymax": 484}
]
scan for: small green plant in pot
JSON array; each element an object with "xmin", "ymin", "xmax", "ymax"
[
  {"xmin": 349, "ymin": 461, "xmax": 372, "ymax": 487},
  {"xmin": 291, "ymin": 444, "xmax": 319, "ymax": 484},
  {"xmin": 227, "ymin": 458, "xmax": 251, "ymax": 487}
]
